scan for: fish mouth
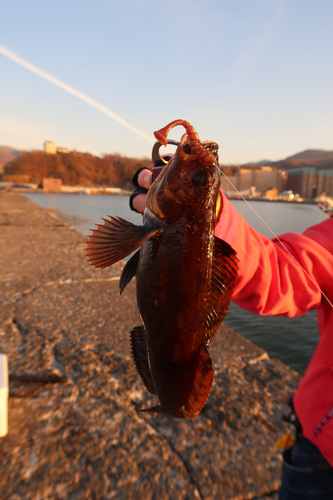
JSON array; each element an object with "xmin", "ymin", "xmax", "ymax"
[
  {"xmin": 202, "ymin": 142, "xmax": 219, "ymax": 162},
  {"xmin": 182, "ymin": 141, "xmax": 219, "ymax": 162}
]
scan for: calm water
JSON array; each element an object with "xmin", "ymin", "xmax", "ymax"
[{"xmin": 24, "ymin": 193, "xmax": 328, "ymax": 374}]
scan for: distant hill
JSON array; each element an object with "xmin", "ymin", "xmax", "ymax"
[
  {"xmin": 242, "ymin": 149, "xmax": 333, "ymax": 171},
  {"xmin": 242, "ymin": 160, "xmax": 273, "ymax": 167},
  {"xmin": 285, "ymin": 149, "xmax": 333, "ymax": 161},
  {"xmin": 271, "ymin": 149, "xmax": 333, "ymax": 171},
  {"xmin": 0, "ymin": 146, "xmax": 21, "ymax": 173},
  {"xmin": 1, "ymin": 149, "xmax": 153, "ymax": 189}
]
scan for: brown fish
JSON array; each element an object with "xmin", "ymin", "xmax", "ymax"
[{"xmin": 85, "ymin": 120, "xmax": 239, "ymax": 419}]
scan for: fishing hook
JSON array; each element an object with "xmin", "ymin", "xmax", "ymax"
[{"xmin": 152, "ymin": 139, "xmax": 180, "ymax": 164}]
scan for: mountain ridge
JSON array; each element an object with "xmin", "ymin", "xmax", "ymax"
[
  {"xmin": 0, "ymin": 146, "xmax": 21, "ymax": 172},
  {"xmin": 285, "ymin": 149, "xmax": 333, "ymax": 161},
  {"xmin": 242, "ymin": 149, "xmax": 333, "ymax": 170}
]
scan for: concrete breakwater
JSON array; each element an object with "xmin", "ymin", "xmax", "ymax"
[{"xmin": 0, "ymin": 192, "xmax": 300, "ymax": 500}]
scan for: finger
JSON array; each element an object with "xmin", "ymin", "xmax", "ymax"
[
  {"xmin": 138, "ymin": 169, "xmax": 153, "ymax": 189},
  {"xmin": 132, "ymin": 193, "xmax": 147, "ymax": 214}
]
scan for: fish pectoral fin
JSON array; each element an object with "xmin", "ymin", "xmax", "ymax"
[
  {"xmin": 130, "ymin": 326, "xmax": 156, "ymax": 395},
  {"xmin": 184, "ymin": 344, "xmax": 214, "ymax": 419},
  {"xmin": 119, "ymin": 250, "xmax": 140, "ymax": 294},
  {"xmin": 204, "ymin": 237, "xmax": 239, "ymax": 340},
  {"xmin": 85, "ymin": 216, "xmax": 163, "ymax": 269}
]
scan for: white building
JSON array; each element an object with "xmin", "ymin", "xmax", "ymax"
[{"xmin": 44, "ymin": 141, "xmax": 56, "ymax": 155}]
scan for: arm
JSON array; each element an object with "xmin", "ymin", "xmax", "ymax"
[
  {"xmin": 130, "ymin": 172, "xmax": 333, "ymax": 318},
  {"xmin": 216, "ymin": 193, "xmax": 333, "ymax": 317}
]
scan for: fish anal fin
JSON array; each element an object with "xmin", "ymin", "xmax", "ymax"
[
  {"xmin": 119, "ymin": 250, "xmax": 140, "ymax": 294},
  {"xmin": 130, "ymin": 326, "xmax": 156, "ymax": 395},
  {"xmin": 85, "ymin": 216, "xmax": 163, "ymax": 269},
  {"xmin": 204, "ymin": 237, "xmax": 239, "ymax": 341},
  {"xmin": 184, "ymin": 344, "xmax": 214, "ymax": 419}
]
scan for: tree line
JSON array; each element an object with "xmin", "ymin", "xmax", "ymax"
[{"xmin": 1, "ymin": 151, "xmax": 154, "ymax": 189}]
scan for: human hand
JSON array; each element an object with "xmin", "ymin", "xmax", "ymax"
[{"xmin": 129, "ymin": 168, "xmax": 153, "ymax": 214}]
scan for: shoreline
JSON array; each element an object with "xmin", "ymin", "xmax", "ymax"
[
  {"xmin": 0, "ymin": 191, "xmax": 300, "ymax": 499},
  {"xmin": 3, "ymin": 186, "xmax": 321, "ymax": 205}
]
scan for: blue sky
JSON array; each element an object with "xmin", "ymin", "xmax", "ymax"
[{"xmin": 0, "ymin": 0, "xmax": 332, "ymax": 163}]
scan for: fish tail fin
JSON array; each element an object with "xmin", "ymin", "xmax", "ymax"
[{"xmin": 184, "ymin": 344, "xmax": 214, "ymax": 419}]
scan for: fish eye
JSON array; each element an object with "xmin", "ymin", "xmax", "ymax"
[{"xmin": 192, "ymin": 170, "xmax": 211, "ymax": 188}]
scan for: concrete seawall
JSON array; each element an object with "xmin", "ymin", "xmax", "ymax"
[{"xmin": 0, "ymin": 192, "xmax": 300, "ymax": 500}]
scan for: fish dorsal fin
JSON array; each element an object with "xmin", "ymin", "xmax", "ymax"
[
  {"xmin": 85, "ymin": 216, "xmax": 163, "ymax": 269},
  {"xmin": 130, "ymin": 326, "xmax": 156, "ymax": 395},
  {"xmin": 119, "ymin": 250, "xmax": 140, "ymax": 294},
  {"xmin": 205, "ymin": 237, "xmax": 239, "ymax": 341},
  {"xmin": 184, "ymin": 344, "xmax": 214, "ymax": 419}
]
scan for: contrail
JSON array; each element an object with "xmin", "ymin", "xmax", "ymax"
[{"xmin": 0, "ymin": 44, "xmax": 154, "ymax": 144}]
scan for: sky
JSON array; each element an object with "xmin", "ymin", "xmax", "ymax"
[{"xmin": 0, "ymin": 0, "xmax": 332, "ymax": 164}]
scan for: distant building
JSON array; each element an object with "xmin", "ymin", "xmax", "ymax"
[
  {"xmin": 44, "ymin": 141, "xmax": 56, "ymax": 155},
  {"xmin": 317, "ymin": 169, "xmax": 333, "ymax": 197},
  {"xmin": 286, "ymin": 167, "xmax": 317, "ymax": 199},
  {"xmin": 253, "ymin": 167, "xmax": 287, "ymax": 193},
  {"xmin": 42, "ymin": 178, "xmax": 62, "ymax": 192},
  {"xmin": 265, "ymin": 187, "xmax": 278, "ymax": 200},
  {"xmin": 280, "ymin": 190, "xmax": 295, "ymax": 201},
  {"xmin": 57, "ymin": 147, "xmax": 69, "ymax": 154},
  {"xmin": 222, "ymin": 167, "xmax": 286, "ymax": 194},
  {"xmin": 221, "ymin": 175, "xmax": 238, "ymax": 191},
  {"xmin": 238, "ymin": 169, "xmax": 254, "ymax": 191}
]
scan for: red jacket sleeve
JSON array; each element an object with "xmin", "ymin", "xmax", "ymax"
[{"xmin": 215, "ymin": 193, "xmax": 333, "ymax": 318}]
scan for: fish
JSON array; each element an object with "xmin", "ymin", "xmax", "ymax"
[{"xmin": 85, "ymin": 119, "xmax": 239, "ymax": 419}]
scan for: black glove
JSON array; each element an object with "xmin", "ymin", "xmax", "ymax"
[
  {"xmin": 129, "ymin": 155, "xmax": 173, "ymax": 214},
  {"xmin": 129, "ymin": 167, "xmax": 152, "ymax": 214}
]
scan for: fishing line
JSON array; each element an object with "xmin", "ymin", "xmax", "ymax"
[{"xmin": 218, "ymin": 167, "xmax": 333, "ymax": 309}]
